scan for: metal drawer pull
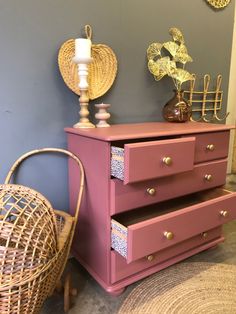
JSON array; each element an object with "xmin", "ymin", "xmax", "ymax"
[
  {"xmin": 146, "ymin": 254, "xmax": 155, "ymax": 262},
  {"xmin": 162, "ymin": 157, "xmax": 172, "ymax": 166},
  {"xmin": 201, "ymin": 232, "xmax": 208, "ymax": 239},
  {"xmin": 206, "ymin": 144, "xmax": 215, "ymax": 151},
  {"xmin": 220, "ymin": 210, "xmax": 229, "ymax": 217},
  {"xmin": 164, "ymin": 231, "xmax": 174, "ymax": 240},
  {"xmin": 146, "ymin": 188, "xmax": 156, "ymax": 196},
  {"xmin": 204, "ymin": 174, "xmax": 212, "ymax": 181}
]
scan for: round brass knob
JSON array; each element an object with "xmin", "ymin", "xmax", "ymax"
[
  {"xmin": 220, "ymin": 210, "xmax": 229, "ymax": 218},
  {"xmin": 164, "ymin": 231, "xmax": 174, "ymax": 240},
  {"xmin": 147, "ymin": 188, "xmax": 156, "ymax": 196},
  {"xmin": 204, "ymin": 174, "xmax": 212, "ymax": 181},
  {"xmin": 146, "ymin": 254, "xmax": 155, "ymax": 262},
  {"xmin": 201, "ymin": 232, "xmax": 208, "ymax": 239},
  {"xmin": 206, "ymin": 144, "xmax": 215, "ymax": 151},
  {"xmin": 162, "ymin": 157, "xmax": 172, "ymax": 166}
]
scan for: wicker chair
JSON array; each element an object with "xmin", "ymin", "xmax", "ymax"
[{"xmin": 0, "ymin": 148, "xmax": 84, "ymax": 313}]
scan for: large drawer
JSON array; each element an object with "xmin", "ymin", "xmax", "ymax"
[
  {"xmin": 183, "ymin": 131, "xmax": 230, "ymax": 163},
  {"xmin": 110, "ymin": 159, "xmax": 228, "ymax": 214},
  {"xmin": 111, "ymin": 188, "xmax": 236, "ymax": 263},
  {"xmin": 111, "ymin": 226, "xmax": 222, "ymax": 283},
  {"xmin": 111, "ymin": 137, "xmax": 195, "ymax": 184}
]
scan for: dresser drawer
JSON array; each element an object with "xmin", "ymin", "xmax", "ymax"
[
  {"xmin": 111, "ymin": 188, "xmax": 236, "ymax": 263},
  {"xmin": 111, "ymin": 226, "xmax": 222, "ymax": 283},
  {"xmin": 110, "ymin": 159, "xmax": 228, "ymax": 214},
  {"xmin": 183, "ymin": 131, "xmax": 230, "ymax": 163},
  {"xmin": 111, "ymin": 137, "xmax": 195, "ymax": 184}
]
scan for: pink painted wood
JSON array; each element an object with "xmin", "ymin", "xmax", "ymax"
[
  {"xmin": 110, "ymin": 159, "xmax": 228, "ymax": 214},
  {"xmin": 65, "ymin": 122, "xmax": 235, "ymax": 295},
  {"xmin": 123, "ymin": 137, "xmax": 195, "ymax": 184},
  {"xmin": 116, "ymin": 189, "xmax": 236, "ymax": 263},
  {"xmin": 183, "ymin": 131, "xmax": 230, "ymax": 163},
  {"xmin": 75, "ymin": 235, "xmax": 224, "ymax": 295},
  {"xmin": 67, "ymin": 134, "xmax": 111, "ymax": 283},
  {"xmin": 111, "ymin": 226, "xmax": 222, "ymax": 283},
  {"xmin": 65, "ymin": 121, "xmax": 234, "ymax": 141}
]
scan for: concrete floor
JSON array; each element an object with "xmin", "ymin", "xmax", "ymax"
[{"xmin": 41, "ymin": 175, "xmax": 236, "ymax": 314}]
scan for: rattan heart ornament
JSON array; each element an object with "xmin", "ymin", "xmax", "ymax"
[
  {"xmin": 206, "ymin": 0, "xmax": 231, "ymax": 8},
  {"xmin": 58, "ymin": 39, "xmax": 118, "ymax": 100}
]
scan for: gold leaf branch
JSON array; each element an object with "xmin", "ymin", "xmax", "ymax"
[{"xmin": 147, "ymin": 27, "xmax": 194, "ymax": 91}]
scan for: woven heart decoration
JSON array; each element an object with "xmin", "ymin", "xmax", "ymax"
[{"xmin": 58, "ymin": 39, "xmax": 118, "ymax": 100}]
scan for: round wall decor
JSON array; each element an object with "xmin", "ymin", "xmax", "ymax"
[
  {"xmin": 206, "ymin": 0, "xmax": 231, "ymax": 9},
  {"xmin": 58, "ymin": 39, "xmax": 117, "ymax": 100}
]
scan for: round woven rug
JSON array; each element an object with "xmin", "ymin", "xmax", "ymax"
[{"xmin": 118, "ymin": 262, "xmax": 236, "ymax": 314}]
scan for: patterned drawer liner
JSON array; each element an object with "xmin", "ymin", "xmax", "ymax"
[
  {"xmin": 111, "ymin": 146, "xmax": 124, "ymax": 180},
  {"xmin": 111, "ymin": 219, "xmax": 128, "ymax": 258}
]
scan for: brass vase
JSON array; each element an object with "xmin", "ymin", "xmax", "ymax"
[{"xmin": 162, "ymin": 90, "xmax": 191, "ymax": 122}]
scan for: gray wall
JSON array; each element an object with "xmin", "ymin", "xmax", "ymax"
[{"xmin": 0, "ymin": 0, "xmax": 235, "ymax": 209}]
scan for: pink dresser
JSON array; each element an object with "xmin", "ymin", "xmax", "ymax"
[{"xmin": 65, "ymin": 121, "xmax": 236, "ymax": 295}]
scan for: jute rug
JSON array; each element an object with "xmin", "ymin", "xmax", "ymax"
[{"xmin": 118, "ymin": 262, "xmax": 236, "ymax": 314}]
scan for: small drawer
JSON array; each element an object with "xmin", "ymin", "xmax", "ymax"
[
  {"xmin": 111, "ymin": 226, "xmax": 222, "ymax": 283},
  {"xmin": 183, "ymin": 131, "xmax": 230, "ymax": 163},
  {"xmin": 110, "ymin": 159, "xmax": 228, "ymax": 214},
  {"xmin": 111, "ymin": 188, "xmax": 236, "ymax": 263},
  {"xmin": 111, "ymin": 137, "xmax": 195, "ymax": 184}
]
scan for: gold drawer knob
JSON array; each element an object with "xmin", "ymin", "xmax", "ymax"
[
  {"xmin": 147, "ymin": 188, "xmax": 156, "ymax": 196},
  {"xmin": 206, "ymin": 144, "xmax": 215, "ymax": 151},
  {"xmin": 146, "ymin": 254, "xmax": 155, "ymax": 262},
  {"xmin": 164, "ymin": 231, "xmax": 174, "ymax": 240},
  {"xmin": 201, "ymin": 232, "xmax": 208, "ymax": 239},
  {"xmin": 204, "ymin": 174, "xmax": 212, "ymax": 181},
  {"xmin": 220, "ymin": 210, "xmax": 229, "ymax": 218},
  {"xmin": 162, "ymin": 157, "xmax": 172, "ymax": 166}
]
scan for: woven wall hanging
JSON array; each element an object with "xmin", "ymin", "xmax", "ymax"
[
  {"xmin": 58, "ymin": 29, "xmax": 118, "ymax": 100},
  {"xmin": 206, "ymin": 0, "xmax": 231, "ymax": 9}
]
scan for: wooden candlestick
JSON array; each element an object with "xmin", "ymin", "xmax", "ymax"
[
  {"xmin": 73, "ymin": 56, "xmax": 95, "ymax": 128},
  {"xmin": 95, "ymin": 103, "xmax": 111, "ymax": 127}
]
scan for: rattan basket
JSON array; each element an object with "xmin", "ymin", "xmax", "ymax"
[
  {"xmin": 0, "ymin": 148, "xmax": 84, "ymax": 314},
  {"xmin": 58, "ymin": 39, "xmax": 118, "ymax": 99}
]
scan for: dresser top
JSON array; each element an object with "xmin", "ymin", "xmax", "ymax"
[{"xmin": 65, "ymin": 122, "xmax": 234, "ymax": 141}]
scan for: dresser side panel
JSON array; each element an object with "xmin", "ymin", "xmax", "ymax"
[{"xmin": 67, "ymin": 133, "xmax": 111, "ymax": 283}]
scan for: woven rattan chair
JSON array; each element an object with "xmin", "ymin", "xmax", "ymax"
[{"xmin": 0, "ymin": 148, "xmax": 84, "ymax": 313}]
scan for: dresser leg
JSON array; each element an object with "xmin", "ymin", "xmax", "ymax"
[{"xmin": 107, "ymin": 287, "xmax": 126, "ymax": 296}]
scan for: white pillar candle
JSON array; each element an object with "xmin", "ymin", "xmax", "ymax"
[{"xmin": 75, "ymin": 38, "xmax": 91, "ymax": 59}]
